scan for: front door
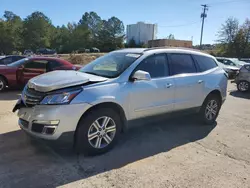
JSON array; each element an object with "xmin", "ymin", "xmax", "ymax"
[
  {"xmin": 128, "ymin": 53, "xmax": 175, "ymax": 120},
  {"xmin": 22, "ymin": 60, "xmax": 47, "ymax": 83},
  {"xmin": 168, "ymin": 53, "xmax": 204, "ymax": 111}
]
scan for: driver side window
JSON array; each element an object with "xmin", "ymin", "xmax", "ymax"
[
  {"xmin": 134, "ymin": 54, "xmax": 169, "ymax": 78},
  {"xmin": 24, "ymin": 60, "xmax": 48, "ymax": 69}
]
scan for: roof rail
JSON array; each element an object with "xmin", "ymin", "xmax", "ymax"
[{"xmin": 143, "ymin": 46, "xmax": 206, "ymax": 53}]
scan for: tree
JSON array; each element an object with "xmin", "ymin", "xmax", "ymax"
[
  {"xmin": 0, "ymin": 11, "xmax": 23, "ymax": 54},
  {"xmin": 0, "ymin": 10, "xmax": 125, "ymax": 54},
  {"xmin": 22, "ymin": 11, "xmax": 53, "ymax": 51},
  {"xmin": 218, "ymin": 17, "xmax": 239, "ymax": 44},
  {"xmin": 167, "ymin": 34, "xmax": 175, "ymax": 40},
  {"xmin": 217, "ymin": 18, "xmax": 250, "ymax": 57}
]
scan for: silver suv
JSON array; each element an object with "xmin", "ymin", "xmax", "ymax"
[{"xmin": 13, "ymin": 48, "xmax": 228, "ymax": 155}]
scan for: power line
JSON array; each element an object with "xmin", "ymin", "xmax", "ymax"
[
  {"xmin": 208, "ymin": 0, "xmax": 248, "ymax": 6},
  {"xmin": 158, "ymin": 21, "xmax": 200, "ymax": 28},
  {"xmin": 200, "ymin": 4, "xmax": 208, "ymax": 48}
]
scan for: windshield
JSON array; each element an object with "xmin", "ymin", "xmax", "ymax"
[
  {"xmin": 231, "ymin": 59, "xmax": 246, "ymax": 65},
  {"xmin": 7, "ymin": 58, "xmax": 28, "ymax": 67},
  {"xmin": 79, "ymin": 52, "xmax": 142, "ymax": 78}
]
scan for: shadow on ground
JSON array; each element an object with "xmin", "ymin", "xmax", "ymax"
[
  {"xmin": 0, "ymin": 89, "xmax": 21, "ymax": 101},
  {"xmin": 0, "ymin": 116, "xmax": 216, "ymax": 187},
  {"xmin": 229, "ymin": 90, "xmax": 250, "ymax": 99}
]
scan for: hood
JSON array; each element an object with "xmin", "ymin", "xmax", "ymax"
[
  {"xmin": 223, "ymin": 65, "xmax": 239, "ymax": 70},
  {"xmin": 28, "ymin": 70, "xmax": 108, "ymax": 92}
]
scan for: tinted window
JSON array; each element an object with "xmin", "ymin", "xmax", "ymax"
[
  {"xmin": 0, "ymin": 57, "xmax": 13, "ymax": 65},
  {"xmin": 193, "ymin": 55, "xmax": 218, "ymax": 72},
  {"xmin": 169, "ymin": 54, "xmax": 196, "ymax": 75},
  {"xmin": 216, "ymin": 58, "xmax": 224, "ymax": 63},
  {"xmin": 48, "ymin": 60, "xmax": 63, "ymax": 69},
  {"xmin": 13, "ymin": 56, "xmax": 24, "ymax": 62},
  {"xmin": 223, "ymin": 60, "xmax": 235, "ymax": 66},
  {"xmin": 135, "ymin": 54, "xmax": 168, "ymax": 78},
  {"xmin": 24, "ymin": 60, "xmax": 48, "ymax": 69}
]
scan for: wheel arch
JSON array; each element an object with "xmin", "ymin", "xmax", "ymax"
[
  {"xmin": 204, "ymin": 89, "xmax": 222, "ymax": 105},
  {"xmin": 75, "ymin": 102, "xmax": 127, "ymax": 137},
  {"xmin": 0, "ymin": 74, "xmax": 8, "ymax": 86}
]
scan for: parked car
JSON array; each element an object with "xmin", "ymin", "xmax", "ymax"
[
  {"xmin": 235, "ymin": 64, "xmax": 250, "ymax": 92},
  {"xmin": 239, "ymin": 58, "xmax": 250, "ymax": 64},
  {"xmin": 0, "ymin": 55, "xmax": 26, "ymax": 65},
  {"xmin": 90, "ymin": 47, "xmax": 100, "ymax": 53},
  {"xmin": 0, "ymin": 57, "xmax": 81, "ymax": 91},
  {"xmin": 23, "ymin": 49, "xmax": 34, "ymax": 56},
  {"xmin": 36, "ymin": 48, "xmax": 57, "ymax": 55},
  {"xmin": 216, "ymin": 61, "xmax": 239, "ymax": 79},
  {"xmin": 85, "ymin": 49, "xmax": 90, "ymax": 53},
  {"xmin": 216, "ymin": 57, "xmax": 246, "ymax": 68},
  {"xmin": 13, "ymin": 48, "xmax": 227, "ymax": 155}
]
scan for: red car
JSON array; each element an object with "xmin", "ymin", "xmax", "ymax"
[{"xmin": 0, "ymin": 57, "xmax": 81, "ymax": 91}]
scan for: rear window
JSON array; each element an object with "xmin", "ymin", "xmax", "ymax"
[
  {"xmin": 169, "ymin": 54, "xmax": 196, "ymax": 75},
  {"xmin": 193, "ymin": 55, "xmax": 218, "ymax": 72}
]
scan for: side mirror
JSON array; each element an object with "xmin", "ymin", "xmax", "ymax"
[{"xmin": 132, "ymin": 70, "xmax": 151, "ymax": 81}]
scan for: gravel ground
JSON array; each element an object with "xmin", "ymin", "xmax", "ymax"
[{"xmin": 0, "ymin": 82, "xmax": 249, "ymax": 188}]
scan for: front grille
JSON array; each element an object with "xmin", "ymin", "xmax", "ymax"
[
  {"xmin": 23, "ymin": 87, "xmax": 46, "ymax": 107},
  {"xmin": 19, "ymin": 118, "xmax": 29, "ymax": 128}
]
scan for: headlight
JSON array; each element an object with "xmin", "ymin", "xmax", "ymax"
[{"xmin": 40, "ymin": 89, "xmax": 82, "ymax": 105}]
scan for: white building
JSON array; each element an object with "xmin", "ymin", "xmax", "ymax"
[{"xmin": 126, "ymin": 22, "xmax": 157, "ymax": 45}]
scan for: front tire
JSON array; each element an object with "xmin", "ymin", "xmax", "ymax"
[
  {"xmin": 237, "ymin": 81, "xmax": 249, "ymax": 92},
  {"xmin": 200, "ymin": 94, "xmax": 221, "ymax": 125},
  {"xmin": 75, "ymin": 108, "xmax": 122, "ymax": 155},
  {"xmin": 0, "ymin": 77, "xmax": 6, "ymax": 92}
]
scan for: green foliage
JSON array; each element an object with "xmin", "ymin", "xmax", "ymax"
[
  {"xmin": 0, "ymin": 11, "xmax": 125, "ymax": 54},
  {"xmin": 216, "ymin": 18, "xmax": 250, "ymax": 58},
  {"xmin": 126, "ymin": 38, "xmax": 147, "ymax": 48},
  {"xmin": 167, "ymin": 34, "xmax": 175, "ymax": 40}
]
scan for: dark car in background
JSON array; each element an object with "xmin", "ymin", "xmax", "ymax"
[
  {"xmin": 0, "ymin": 57, "xmax": 81, "ymax": 91},
  {"xmin": 235, "ymin": 64, "xmax": 250, "ymax": 92},
  {"xmin": 90, "ymin": 47, "xmax": 100, "ymax": 53},
  {"xmin": 36, "ymin": 48, "xmax": 57, "ymax": 55},
  {"xmin": 239, "ymin": 58, "xmax": 250, "ymax": 64},
  {"xmin": 23, "ymin": 49, "xmax": 34, "ymax": 56},
  {"xmin": 0, "ymin": 55, "xmax": 26, "ymax": 65}
]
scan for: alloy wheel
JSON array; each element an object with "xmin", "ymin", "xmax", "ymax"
[
  {"xmin": 87, "ymin": 116, "xmax": 116, "ymax": 149},
  {"xmin": 239, "ymin": 81, "xmax": 249, "ymax": 92},
  {"xmin": 205, "ymin": 99, "xmax": 218, "ymax": 121}
]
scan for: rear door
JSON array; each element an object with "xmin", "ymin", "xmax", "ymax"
[
  {"xmin": 22, "ymin": 60, "xmax": 48, "ymax": 83},
  {"xmin": 129, "ymin": 53, "xmax": 175, "ymax": 119},
  {"xmin": 168, "ymin": 53, "xmax": 204, "ymax": 111}
]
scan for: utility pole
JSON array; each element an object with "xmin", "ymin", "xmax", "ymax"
[{"xmin": 200, "ymin": 4, "xmax": 208, "ymax": 49}]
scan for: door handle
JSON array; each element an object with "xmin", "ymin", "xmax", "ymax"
[
  {"xmin": 165, "ymin": 83, "xmax": 173, "ymax": 88},
  {"xmin": 198, "ymin": 80, "xmax": 204, "ymax": 84}
]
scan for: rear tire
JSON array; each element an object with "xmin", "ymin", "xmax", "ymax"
[
  {"xmin": 199, "ymin": 94, "xmax": 221, "ymax": 125},
  {"xmin": 75, "ymin": 108, "xmax": 122, "ymax": 155},
  {"xmin": 237, "ymin": 81, "xmax": 249, "ymax": 92},
  {"xmin": 0, "ymin": 77, "xmax": 6, "ymax": 92}
]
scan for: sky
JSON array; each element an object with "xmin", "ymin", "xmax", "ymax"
[{"xmin": 0, "ymin": 0, "xmax": 249, "ymax": 45}]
